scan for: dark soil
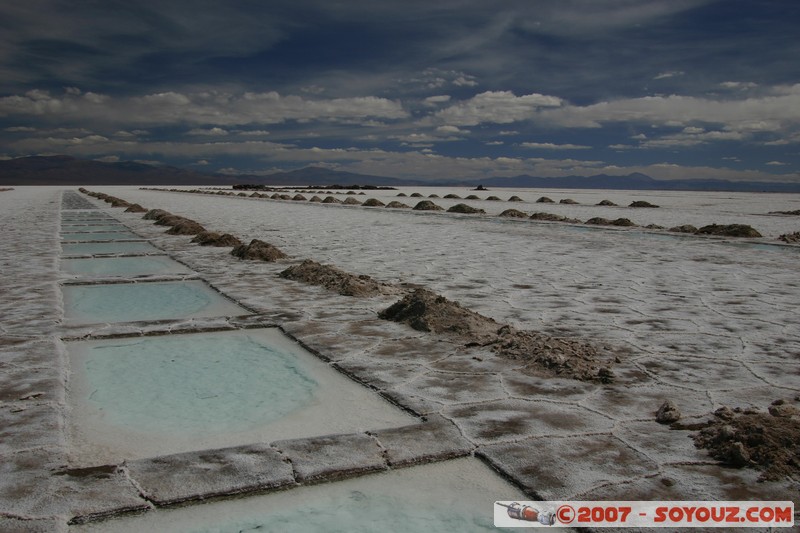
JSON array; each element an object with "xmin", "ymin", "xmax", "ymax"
[
  {"xmin": 280, "ymin": 259, "xmax": 390, "ymax": 297},
  {"xmin": 191, "ymin": 231, "xmax": 243, "ymax": 247},
  {"xmin": 696, "ymin": 224, "xmax": 762, "ymax": 238},
  {"xmin": 413, "ymin": 200, "xmax": 444, "ymax": 211},
  {"xmin": 379, "ymin": 288, "xmax": 613, "ymax": 382},
  {"xmin": 230, "ymin": 239, "xmax": 288, "ymax": 261},
  {"xmin": 499, "ymin": 209, "xmax": 528, "ymax": 218},
  {"xmin": 691, "ymin": 401, "xmax": 800, "ymax": 481},
  {"xmin": 447, "ymin": 203, "xmax": 485, "ymax": 214},
  {"xmin": 778, "ymin": 232, "xmax": 800, "ymax": 243}
]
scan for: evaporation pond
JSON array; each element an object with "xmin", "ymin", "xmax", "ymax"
[
  {"xmin": 61, "ymin": 280, "xmax": 247, "ymax": 325},
  {"xmin": 62, "ymin": 256, "xmax": 192, "ymax": 277},
  {"xmin": 62, "ymin": 225, "xmax": 128, "ymax": 232},
  {"xmin": 67, "ymin": 328, "xmax": 414, "ymax": 463},
  {"xmin": 62, "ymin": 241, "xmax": 161, "ymax": 255},
  {"xmin": 61, "ymin": 231, "xmax": 140, "ymax": 241},
  {"xmin": 72, "ymin": 458, "xmax": 522, "ymax": 533}
]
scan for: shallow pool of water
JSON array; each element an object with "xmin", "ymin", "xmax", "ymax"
[
  {"xmin": 67, "ymin": 328, "xmax": 415, "ymax": 463},
  {"xmin": 62, "ymin": 241, "xmax": 161, "ymax": 255},
  {"xmin": 61, "ymin": 280, "xmax": 248, "ymax": 324},
  {"xmin": 71, "ymin": 458, "xmax": 520, "ymax": 532},
  {"xmin": 61, "ymin": 224, "xmax": 129, "ymax": 231},
  {"xmin": 61, "ymin": 256, "xmax": 192, "ymax": 277}
]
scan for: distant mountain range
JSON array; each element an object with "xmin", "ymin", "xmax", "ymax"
[{"xmin": 2, "ymin": 155, "xmax": 799, "ymax": 192}]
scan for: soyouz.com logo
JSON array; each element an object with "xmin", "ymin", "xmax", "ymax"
[{"xmin": 494, "ymin": 501, "xmax": 795, "ymax": 528}]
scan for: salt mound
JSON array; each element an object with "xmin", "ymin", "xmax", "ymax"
[
  {"xmin": 410, "ymin": 192, "xmax": 424, "ymax": 198},
  {"xmin": 413, "ymin": 200, "xmax": 443, "ymax": 211},
  {"xmin": 485, "ymin": 195, "xmax": 501, "ymax": 201},
  {"xmin": 444, "ymin": 194, "xmax": 461, "ymax": 199},
  {"xmin": 124, "ymin": 204, "xmax": 148, "ymax": 213},
  {"xmin": 385, "ymin": 201, "xmax": 410, "ymax": 208},
  {"xmin": 362, "ymin": 198, "xmax": 385, "ymax": 207},
  {"xmin": 585, "ymin": 217, "xmax": 611, "ymax": 225},
  {"xmin": 536, "ymin": 196, "xmax": 554, "ymax": 203},
  {"xmin": 280, "ymin": 259, "xmax": 388, "ymax": 297},
  {"xmin": 231, "ymin": 239, "xmax": 288, "ymax": 261},
  {"xmin": 292, "ymin": 194, "xmax": 307, "ymax": 201},
  {"xmin": 530, "ymin": 212, "xmax": 581, "ymax": 223},
  {"xmin": 465, "ymin": 194, "xmax": 481, "ymax": 200},
  {"xmin": 691, "ymin": 401, "xmax": 800, "ymax": 481},
  {"xmin": 597, "ymin": 199, "xmax": 617, "ymax": 206},
  {"xmin": 696, "ymin": 224, "xmax": 762, "ymax": 238},
  {"xmin": 559, "ymin": 198, "xmax": 578, "ymax": 204},
  {"xmin": 322, "ymin": 196, "xmax": 342, "ymax": 204},
  {"xmin": 143, "ymin": 209, "xmax": 169, "ymax": 220},
  {"xmin": 191, "ymin": 231, "xmax": 242, "ymax": 247},
  {"xmin": 778, "ymin": 231, "xmax": 800, "ymax": 243},
  {"xmin": 110, "ymin": 198, "xmax": 131, "ymax": 207},
  {"xmin": 379, "ymin": 289, "xmax": 613, "ymax": 382},
  {"xmin": 154, "ymin": 215, "xmax": 188, "ymax": 227},
  {"xmin": 447, "ymin": 203, "xmax": 485, "ymax": 214},
  {"xmin": 343, "ymin": 197, "xmax": 362, "ymax": 205},
  {"xmin": 309, "ymin": 196, "xmax": 323, "ymax": 202},
  {"xmin": 508, "ymin": 196, "xmax": 523, "ymax": 202},
  {"xmin": 629, "ymin": 200, "xmax": 659, "ymax": 208},
  {"xmin": 669, "ymin": 224, "xmax": 698, "ymax": 233},
  {"xmin": 166, "ymin": 219, "xmax": 206, "ymax": 235},
  {"xmin": 499, "ymin": 209, "xmax": 527, "ymax": 218}
]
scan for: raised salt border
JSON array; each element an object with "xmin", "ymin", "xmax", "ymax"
[
  {"xmin": 67, "ymin": 328, "xmax": 414, "ymax": 465},
  {"xmin": 72, "ymin": 458, "xmax": 521, "ymax": 533}
]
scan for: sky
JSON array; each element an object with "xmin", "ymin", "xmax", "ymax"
[{"xmin": 1, "ymin": 0, "xmax": 799, "ymax": 183}]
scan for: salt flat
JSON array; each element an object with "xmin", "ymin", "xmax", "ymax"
[{"xmin": 1, "ymin": 186, "xmax": 798, "ymax": 531}]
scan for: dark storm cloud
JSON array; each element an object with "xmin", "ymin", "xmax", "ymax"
[{"xmin": 1, "ymin": 0, "xmax": 799, "ymax": 182}]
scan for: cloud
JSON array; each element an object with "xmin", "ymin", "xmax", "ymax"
[
  {"xmin": 654, "ymin": 71, "xmax": 685, "ymax": 80},
  {"xmin": 433, "ymin": 91, "xmax": 563, "ymax": 126},
  {"xmin": 519, "ymin": 142, "xmax": 591, "ymax": 150},
  {"xmin": 187, "ymin": 127, "xmax": 229, "ymax": 136},
  {"xmin": 766, "ymin": 160, "xmax": 787, "ymax": 166},
  {"xmin": 0, "ymin": 88, "xmax": 408, "ymax": 127},
  {"xmin": 423, "ymin": 95, "xmax": 451, "ymax": 106}
]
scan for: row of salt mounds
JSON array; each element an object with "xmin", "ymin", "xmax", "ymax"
[
  {"xmin": 279, "ymin": 259, "xmax": 395, "ymax": 297},
  {"xmin": 379, "ymin": 288, "xmax": 614, "ymax": 383},
  {"xmin": 143, "ymin": 208, "xmax": 207, "ymax": 235},
  {"xmin": 191, "ymin": 231, "xmax": 243, "ymax": 247}
]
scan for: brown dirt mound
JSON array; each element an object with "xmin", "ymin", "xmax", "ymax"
[
  {"xmin": 447, "ymin": 203, "xmax": 485, "ymax": 214},
  {"xmin": 696, "ymin": 224, "xmax": 762, "ymax": 238},
  {"xmin": 385, "ymin": 201, "xmax": 410, "ymax": 208},
  {"xmin": 110, "ymin": 198, "xmax": 131, "ymax": 207},
  {"xmin": 343, "ymin": 197, "xmax": 362, "ymax": 205},
  {"xmin": 611, "ymin": 218, "xmax": 636, "ymax": 227},
  {"xmin": 629, "ymin": 200, "xmax": 660, "ymax": 208},
  {"xmin": 230, "ymin": 239, "xmax": 288, "ymax": 261},
  {"xmin": 379, "ymin": 288, "xmax": 613, "ymax": 382},
  {"xmin": 508, "ymin": 196, "xmax": 523, "ymax": 202},
  {"xmin": 778, "ymin": 231, "xmax": 800, "ymax": 243},
  {"xmin": 559, "ymin": 198, "xmax": 579, "ymax": 204},
  {"xmin": 191, "ymin": 231, "xmax": 243, "ymax": 247},
  {"xmin": 486, "ymin": 195, "xmax": 501, "ymax": 201},
  {"xmin": 143, "ymin": 209, "xmax": 170, "ymax": 220},
  {"xmin": 362, "ymin": 198, "xmax": 385, "ymax": 207},
  {"xmin": 396, "ymin": 192, "xmax": 407, "ymax": 197},
  {"xmin": 444, "ymin": 194, "xmax": 461, "ymax": 199},
  {"xmin": 124, "ymin": 204, "xmax": 148, "ymax": 213},
  {"xmin": 597, "ymin": 199, "xmax": 617, "ymax": 206},
  {"xmin": 465, "ymin": 194, "xmax": 481, "ymax": 200},
  {"xmin": 280, "ymin": 259, "xmax": 388, "ymax": 297},
  {"xmin": 691, "ymin": 401, "xmax": 800, "ymax": 481},
  {"xmin": 499, "ymin": 209, "xmax": 527, "ymax": 218},
  {"xmin": 322, "ymin": 196, "xmax": 342, "ymax": 204},
  {"xmin": 585, "ymin": 217, "xmax": 611, "ymax": 226},
  {"xmin": 669, "ymin": 224, "xmax": 698, "ymax": 233},
  {"xmin": 410, "ymin": 192, "xmax": 424, "ymax": 198},
  {"xmin": 428, "ymin": 194, "xmax": 440, "ymax": 198},
  {"xmin": 536, "ymin": 196, "xmax": 554, "ymax": 203},
  {"xmin": 413, "ymin": 200, "xmax": 443, "ymax": 211},
  {"xmin": 292, "ymin": 194, "xmax": 307, "ymax": 201},
  {"xmin": 154, "ymin": 215, "xmax": 188, "ymax": 227},
  {"xmin": 166, "ymin": 220, "xmax": 206, "ymax": 235}
]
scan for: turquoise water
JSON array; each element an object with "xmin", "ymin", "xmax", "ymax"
[
  {"xmin": 61, "ymin": 231, "xmax": 140, "ymax": 241},
  {"xmin": 62, "ymin": 280, "xmax": 247, "ymax": 324},
  {"xmin": 62, "ymin": 241, "xmax": 160, "ymax": 255},
  {"xmin": 62, "ymin": 256, "xmax": 192, "ymax": 276},
  {"xmin": 81, "ymin": 332, "xmax": 317, "ymax": 433}
]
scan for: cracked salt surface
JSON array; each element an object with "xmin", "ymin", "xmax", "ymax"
[
  {"xmin": 66, "ymin": 328, "xmax": 414, "ymax": 464},
  {"xmin": 61, "ymin": 280, "xmax": 247, "ymax": 325}
]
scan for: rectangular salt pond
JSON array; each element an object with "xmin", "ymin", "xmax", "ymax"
[
  {"xmin": 67, "ymin": 328, "xmax": 415, "ymax": 464},
  {"xmin": 62, "ymin": 241, "xmax": 161, "ymax": 256},
  {"xmin": 61, "ymin": 231, "xmax": 141, "ymax": 241},
  {"xmin": 61, "ymin": 280, "xmax": 248, "ymax": 325},
  {"xmin": 62, "ymin": 256, "xmax": 192, "ymax": 277},
  {"xmin": 71, "ymin": 458, "xmax": 521, "ymax": 533}
]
